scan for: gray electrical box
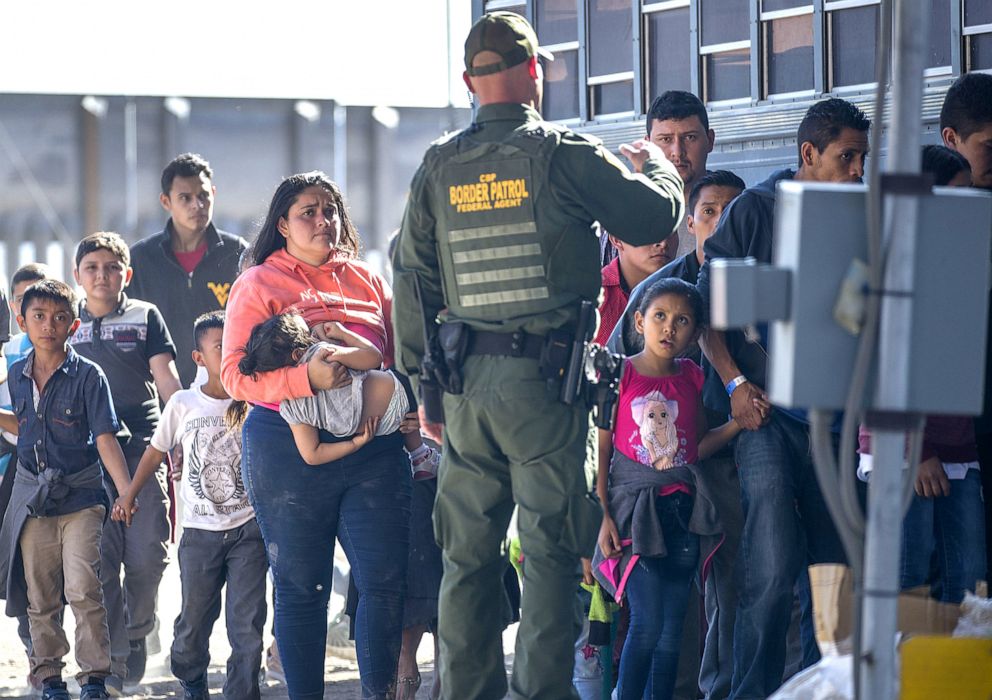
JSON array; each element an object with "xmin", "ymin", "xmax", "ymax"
[
  {"xmin": 771, "ymin": 181, "xmax": 992, "ymax": 413},
  {"xmin": 712, "ymin": 181, "xmax": 992, "ymax": 414}
]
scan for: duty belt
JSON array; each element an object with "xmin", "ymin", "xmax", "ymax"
[{"xmin": 466, "ymin": 329, "xmax": 544, "ymax": 360}]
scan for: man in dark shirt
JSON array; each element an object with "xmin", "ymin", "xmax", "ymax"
[
  {"xmin": 940, "ymin": 72, "xmax": 992, "ymax": 585},
  {"xmin": 128, "ymin": 153, "xmax": 248, "ymax": 387},
  {"xmin": 696, "ymin": 99, "xmax": 869, "ymax": 700}
]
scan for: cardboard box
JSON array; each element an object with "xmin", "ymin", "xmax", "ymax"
[{"xmin": 808, "ymin": 564, "xmax": 966, "ymax": 656}]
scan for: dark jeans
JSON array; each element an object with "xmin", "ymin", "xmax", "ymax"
[
  {"xmin": 242, "ymin": 407, "xmax": 410, "ymax": 700},
  {"xmin": 730, "ymin": 412, "xmax": 845, "ymax": 700},
  {"xmin": 102, "ymin": 438, "xmax": 171, "ymax": 676},
  {"xmin": 617, "ymin": 493, "xmax": 700, "ymax": 700},
  {"xmin": 901, "ymin": 469, "xmax": 986, "ymax": 604},
  {"xmin": 171, "ymin": 519, "xmax": 268, "ymax": 699},
  {"xmin": 971, "ymin": 428, "xmax": 992, "ymax": 584}
]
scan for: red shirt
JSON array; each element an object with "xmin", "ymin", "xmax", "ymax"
[
  {"xmin": 596, "ymin": 258, "xmax": 629, "ymax": 346},
  {"xmin": 173, "ymin": 242, "xmax": 207, "ymax": 274}
]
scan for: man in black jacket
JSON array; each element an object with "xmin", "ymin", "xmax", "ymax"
[
  {"xmin": 696, "ymin": 98, "xmax": 869, "ymax": 700},
  {"xmin": 129, "ymin": 153, "xmax": 248, "ymax": 387},
  {"xmin": 940, "ymin": 72, "xmax": 992, "ymax": 590}
]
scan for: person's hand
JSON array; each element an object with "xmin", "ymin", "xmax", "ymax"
[
  {"xmin": 399, "ymin": 410, "xmax": 420, "ymax": 435},
  {"xmin": 328, "ymin": 361, "xmax": 351, "ymax": 389},
  {"xmin": 418, "ymin": 405, "xmax": 444, "ymax": 444},
  {"xmin": 307, "ymin": 349, "xmax": 352, "ymax": 391},
  {"xmin": 352, "ymin": 416, "xmax": 380, "ymax": 449},
  {"xmin": 311, "ymin": 321, "xmax": 346, "ymax": 342},
  {"xmin": 915, "ymin": 456, "xmax": 950, "ymax": 498},
  {"xmin": 752, "ymin": 395, "xmax": 772, "ymax": 424},
  {"xmin": 581, "ymin": 557, "xmax": 594, "ymax": 586},
  {"xmin": 112, "ymin": 495, "xmax": 137, "ymax": 526},
  {"xmin": 598, "ymin": 515, "xmax": 623, "ymax": 559},
  {"xmin": 619, "ymin": 139, "xmax": 668, "ymax": 174},
  {"xmin": 168, "ymin": 445, "xmax": 184, "ymax": 482},
  {"xmin": 731, "ymin": 382, "xmax": 768, "ymax": 431}
]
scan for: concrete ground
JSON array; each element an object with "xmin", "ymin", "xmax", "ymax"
[
  {"xmin": 0, "ymin": 544, "xmax": 522, "ymax": 699},
  {"xmin": 0, "ymin": 549, "xmax": 450, "ymax": 699}
]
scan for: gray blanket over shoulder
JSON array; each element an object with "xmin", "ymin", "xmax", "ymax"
[
  {"xmin": 0, "ymin": 463, "xmax": 106, "ymax": 615},
  {"xmin": 592, "ymin": 450, "xmax": 724, "ymax": 601}
]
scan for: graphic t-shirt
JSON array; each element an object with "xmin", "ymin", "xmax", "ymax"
[
  {"xmin": 150, "ymin": 387, "xmax": 253, "ymax": 531},
  {"xmin": 71, "ymin": 295, "xmax": 177, "ymax": 437},
  {"xmin": 613, "ymin": 358, "xmax": 704, "ymax": 470}
]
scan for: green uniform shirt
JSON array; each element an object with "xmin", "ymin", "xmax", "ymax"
[{"xmin": 392, "ymin": 102, "xmax": 684, "ymax": 385}]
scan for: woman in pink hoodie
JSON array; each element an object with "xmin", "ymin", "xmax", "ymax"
[{"xmin": 221, "ymin": 172, "xmax": 410, "ymax": 700}]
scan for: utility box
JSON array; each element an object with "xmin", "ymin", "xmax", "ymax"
[{"xmin": 711, "ymin": 181, "xmax": 992, "ymax": 414}]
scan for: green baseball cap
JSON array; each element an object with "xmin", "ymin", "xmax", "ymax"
[{"xmin": 464, "ymin": 11, "xmax": 554, "ymax": 77}]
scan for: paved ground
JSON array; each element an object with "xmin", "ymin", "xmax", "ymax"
[{"xmin": 0, "ymin": 547, "xmax": 463, "ymax": 699}]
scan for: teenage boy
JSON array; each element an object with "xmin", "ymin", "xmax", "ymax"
[
  {"xmin": 610, "ymin": 170, "xmax": 746, "ymax": 356},
  {"xmin": 647, "ymin": 91, "xmax": 717, "ymax": 255},
  {"xmin": 0, "ymin": 262, "xmax": 54, "ymax": 691},
  {"xmin": 595, "ymin": 227, "xmax": 679, "ymax": 345},
  {"xmin": 4, "ymin": 264, "xmax": 51, "ymax": 369},
  {"xmin": 71, "ymin": 232, "xmax": 183, "ymax": 686},
  {"xmin": 116, "ymin": 311, "xmax": 266, "ymax": 700},
  {"xmin": 696, "ymin": 98, "xmax": 869, "ymax": 700},
  {"xmin": 0, "ymin": 279, "xmax": 134, "ymax": 700},
  {"xmin": 128, "ymin": 153, "xmax": 248, "ymax": 387},
  {"xmin": 940, "ymin": 72, "xmax": 992, "ymax": 583}
]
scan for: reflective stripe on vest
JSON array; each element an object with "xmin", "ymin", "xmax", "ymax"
[{"xmin": 432, "ymin": 123, "xmax": 598, "ymax": 323}]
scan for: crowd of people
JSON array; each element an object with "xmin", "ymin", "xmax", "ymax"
[{"xmin": 0, "ymin": 9, "xmax": 989, "ymax": 700}]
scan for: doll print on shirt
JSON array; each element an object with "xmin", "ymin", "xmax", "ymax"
[{"xmin": 629, "ymin": 390, "xmax": 686, "ymax": 470}]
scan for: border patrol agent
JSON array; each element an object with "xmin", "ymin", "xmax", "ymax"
[{"xmin": 391, "ymin": 12, "xmax": 684, "ymax": 700}]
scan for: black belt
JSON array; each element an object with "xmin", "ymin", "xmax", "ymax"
[{"xmin": 467, "ymin": 330, "xmax": 544, "ymax": 359}]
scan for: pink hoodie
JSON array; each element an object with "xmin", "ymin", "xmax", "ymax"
[{"xmin": 221, "ymin": 248, "xmax": 393, "ymax": 404}]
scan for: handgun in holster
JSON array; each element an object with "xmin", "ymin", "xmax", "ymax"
[
  {"xmin": 414, "ymin": 275, "xmax": 447, "ymax": 425},
  {"xmin": 558, "ymin": 300, "xmax": 625, "ymax": 430}
]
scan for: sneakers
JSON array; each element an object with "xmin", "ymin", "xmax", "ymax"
[
  {"xmin": 265, "ymin": 643, "xmax": 285, "ymax": 685},
  {"xmin": 40, "ymin": 680, "xmax": 70, "ymax": 700},
  {"xmin": 410, "ymin": 445, "xmax": 440, "ymax": 480},
  {"xmin": 79, "ymin": 678, "xmax": 111, "ymax": 699},
  {"xmin": 125, "ymin": 637, "xmax": 147, "ymax": 686}
]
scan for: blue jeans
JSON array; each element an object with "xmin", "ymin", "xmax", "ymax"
[
  {"xmin": 242, "ymin": 407, "xmax": 410, "ymax": 700},
  {"xmin": 901, "ymin": 469, "xmax": 986, "ymax": 603},
  {"xmin": 730, "ymin": 412, "xmax": 845, "ymax": 700},
  {"xmin": 617, "ymin": 492, "xmax": 700, "ymax": 700}
]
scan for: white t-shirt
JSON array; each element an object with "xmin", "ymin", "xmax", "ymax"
[{"xmin": 151, "ymin": 386, "xmax": 254, "ymax": 531}]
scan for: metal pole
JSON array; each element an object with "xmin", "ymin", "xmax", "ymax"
[
  {"xmin": 124, "ymin": 97, "xmax": 138, "ymax": 235},
  {"xmin": 859, "ymin": 1, "xmax": 929, "ymax": 698},
  {"xmin": 333, "ymin": 102, "xmax": 348, "ymax": 193}
]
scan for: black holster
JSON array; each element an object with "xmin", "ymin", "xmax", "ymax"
[{"xmin": 438, "ymin": 322, "xmax": 469, "ymax": 395}]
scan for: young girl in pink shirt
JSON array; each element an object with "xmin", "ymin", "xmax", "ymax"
[{"xmin": 595, "ymin": 278, "xmax": 762, "ymax": 700}]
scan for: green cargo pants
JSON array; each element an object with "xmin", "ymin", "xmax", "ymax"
[{"xmin": 435, "ymin": 355, "xmax": 600, "ymax": 700}]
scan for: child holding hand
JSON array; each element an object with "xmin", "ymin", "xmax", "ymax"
[{"xmin": 0, "ymin": 280, "xmax": 133, "ymax": 700}]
